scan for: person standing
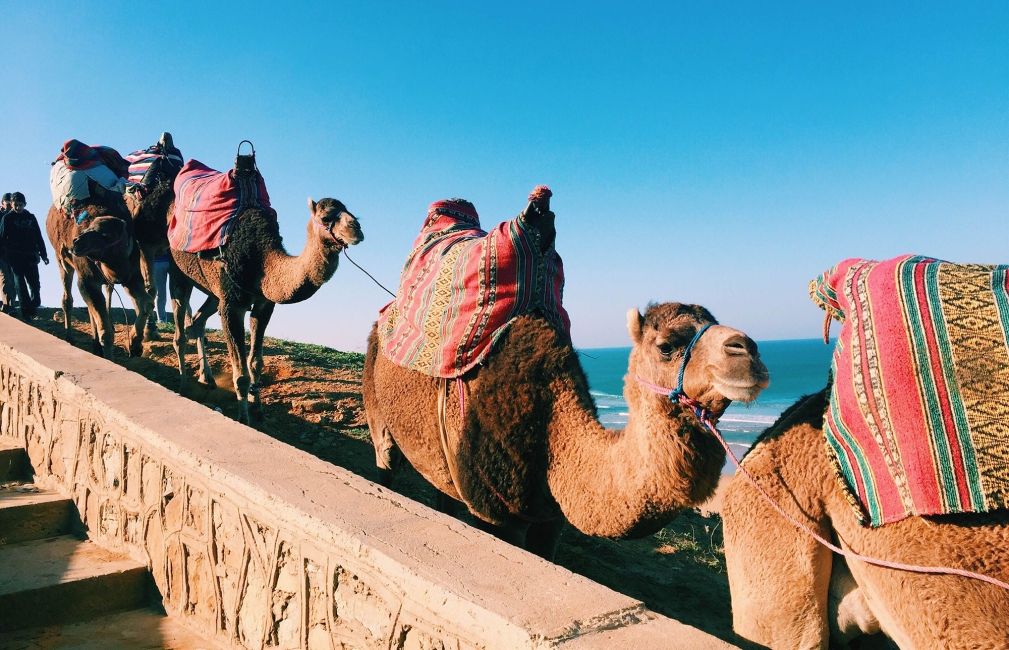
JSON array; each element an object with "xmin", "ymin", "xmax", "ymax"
[
  {"xmin": 153, "ymin": 251, "xmax": 171, "ymax": 322},
  {"xmin": 0, "ymin": 192, "xmax": 49, "ymax": 320},
  {"xmin": 0, "ymin": 193, "xmax": 17, "ymax": 314}
]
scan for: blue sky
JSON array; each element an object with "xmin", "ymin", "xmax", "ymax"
[{"xmin": 2, "ymin": 2, "xmax": 1007, "ymax": 351}]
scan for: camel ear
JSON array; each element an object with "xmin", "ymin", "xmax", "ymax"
[
  {"xmin": 307, "ymin": 197, "xmax": 317, "ymax": 215},
  {"xmin": 626, "ymin": 308, "xmax": 644, "ymax": 344}
]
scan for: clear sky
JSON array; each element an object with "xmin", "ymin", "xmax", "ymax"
[{"xmin": 2, "ymin": 2, "xmax": 1007, "ymax": 351}]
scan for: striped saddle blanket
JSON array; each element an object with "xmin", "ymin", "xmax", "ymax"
[
  {"xmin": 811, "ymin": 255, "xmax": 1009, "ymax": 526},
  {"xmin": 168, "ymin": 159, "xmax": 274, "ymax": 253},
  {"xmin": 377, "ymin": 198, "xmax": 569, "ymax": 378},
  {"xmin": 125, "ymin": 146, "xmax": 184, "ymax": 188}
]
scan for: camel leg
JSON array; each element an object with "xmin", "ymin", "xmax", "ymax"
[
  {"xmin": 169, "ymin": 266, "xmax": 193, "ymax": 392},
  {"xmin": 138, "ymin": 248, "xmax": 160, "ymax": 341},
  {"xmin": 57, "ymin": 258, "xmax": 75, "ymax": 341},
  {"xmin": 218, "ymin": 303, "xmax": 252, "ymax": 424},
  {"xmin": 185, "ymin": 294, "xmax": 219, "ymax": 339},
  {"xmin": 723, "ymin": 478, "xmax": 833, "ymax": 649},
  {"xmin": 247, "ymin": 300, "xmax": 275, "ymax": 421},
  {"xmin": 194, "ymin": 333, "xmax": 215, "ymax": 387},
  {"xmin": 123, "ymin": 272, "xmax": 154, "ymax": 358},
  {"xmin": 78, "ymin": 276, "xmax": 113, "ymax": 358}
]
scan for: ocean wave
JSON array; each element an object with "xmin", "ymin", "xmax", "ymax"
[{"xmin": 718, "ymin": 413, "xmax": 778, "ymax": 425}]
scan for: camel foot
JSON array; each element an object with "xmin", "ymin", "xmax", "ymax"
[
  {"xmin": 376, "ymin": 467, "xmax": 394, "ymax": 488},
  {"xmin": 145, "ymin": 328, "xmax": 162, "ymax": 342},
  {"xmin": 91, "ymin": 341, "xmax": 104, "ymax": 357},
  {"xmin": 198, "ymin": 371, "xmax": 218, "ymax": 388},
  {"xmin": 250, "ymin": 403, "xmax": 264, "ymax": 423},
  {"xmin": 129, "ymin": 339, "xmax": 144, "ymax": 358}
]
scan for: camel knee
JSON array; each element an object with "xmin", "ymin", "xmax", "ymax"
[{"xmin": 235, "ymin": 374, "xmax": 250, "ymax": 397}]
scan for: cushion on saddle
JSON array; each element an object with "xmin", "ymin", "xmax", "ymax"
[
  {"xmin": 49, "ymin": 140, "xmax": 129, "ymax": 215},
  {"xmin": 811, "ymin": 255, "xmax": 1009, "ymax": 526},
  {"xmin": 125, "ymin": 146, "xmax": 184, "ymax": 188},
  {"xmin": 168, "ymin": 159, "xmax": 274, "ymax": 253},
  {"xmin": 377, "ymin": 198, "xmax": 569, "ymax": 378}
]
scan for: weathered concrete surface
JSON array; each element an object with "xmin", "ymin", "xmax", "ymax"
[
  {"xmin": 0, "ymin": 313, "xmax": 735, "ymax": 649},
  {"xmin": 0, "ymin": 536, "xmax": 148, "ymax": 631},
  {"xmin": 0, "ymin": 482, "xmax": 72, "ymax": 545},
  {"xmin": 0, "ymin": 607, "xmax": 227, "ymax": 649}
]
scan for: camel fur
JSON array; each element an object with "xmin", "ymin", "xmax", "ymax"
[
  {"xmin": 169, "ymin": 197, "xmax": 363, "ymax": 424},
  {"xmin": 364, "ymin": 302, "xmax": 769, "ymax": 558},
  {"xmin": 723, "ymin": 387, "xmax": 1009, "ymax": 649}
]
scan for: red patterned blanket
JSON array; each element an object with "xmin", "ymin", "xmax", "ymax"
[
  {"xmin": 377, "ymin": 189, "xmax": 569, "ymax": 378},
  {"xmin": 168, "ymin": 160, "xmax": 274, "ymax": 253},
  {"xmin": 811, "ymin": 255, "xmax": 1009, "ymax": 526}
]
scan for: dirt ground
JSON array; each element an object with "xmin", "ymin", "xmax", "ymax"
[{"xmin": 29, "ymin": 307, "xmax": 747, "ymax": 646}]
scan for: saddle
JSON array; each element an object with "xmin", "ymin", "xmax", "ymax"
[
  {"xmin": 812, "ymin": 255, "xmax": 1009, "ymax": 526},
  {"xmin": 168, "ymin": 141, "xmax": 274, "ymax": 254}
]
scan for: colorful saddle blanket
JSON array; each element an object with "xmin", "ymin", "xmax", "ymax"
[
  {"xmin": 811, "ymin": 255, "xmax": 1009, "ymax": 526},
  {"xmin": 125, "ymin": 146, "xmax": 184, "ymax": 188},
  {"xmin": 168, "ymin": 159, "xmax": 273, "ymax": 253},
  {"xmin": 49, "ymin": 141, "xmax": 129, "ymax": 214},
  {"xmin": 377, "ymin": 196, "xmax": 569, "ymax": 378}
]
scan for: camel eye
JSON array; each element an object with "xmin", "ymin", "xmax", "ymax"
[{"xmin": 657, "ymin": 341, "xmax": 674, "ymax": 357}]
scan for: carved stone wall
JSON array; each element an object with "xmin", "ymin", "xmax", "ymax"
[{"xmin": 0, "ymin": 316, "xmax": 730, "ymax": 649}]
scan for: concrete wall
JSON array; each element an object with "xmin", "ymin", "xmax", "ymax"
[{"xmin": 0, "ymin": 314, "xmax": 731, "ymax": 649}]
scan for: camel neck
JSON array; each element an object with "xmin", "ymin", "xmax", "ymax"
[
  {"xmin": 259, "ymin": 220, "xmax": 341, "ymax": 304},
  {"xmin": 544, "ymin": 364, "xmax": 725, "ymax": 538}
]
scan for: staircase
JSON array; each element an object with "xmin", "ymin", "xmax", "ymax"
[{"xmin": 0, "ymin": 444, "xmax": 220, "ymax": 649}]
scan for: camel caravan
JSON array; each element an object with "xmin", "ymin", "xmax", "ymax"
[{"xmin": 24, "ymin": 135, "xmax": 1009, "ymax": 647}]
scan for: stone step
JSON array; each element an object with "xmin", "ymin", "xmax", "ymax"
[
  {"xmin": 0, "ymin": 483, "xmax": 72, "ymax": 545},
  {"xmin": 0, "ymin": 535, "xmax": 149, "ymax": 632},
  {"xmin": 0, "ymin": 444, "xmax": 30, "ymax": 482},
  {"xmin": 0, "ymin": 607, "xmax": 224, "ymax": 649}
]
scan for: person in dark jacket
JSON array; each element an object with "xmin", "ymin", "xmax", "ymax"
[
  {"xmin": 0, "ymin": 192, "xmax": 49, "ymax": 320},
  {"xmin": 0, "ymin": 192, "xmax": 16, "ymax": 314}
]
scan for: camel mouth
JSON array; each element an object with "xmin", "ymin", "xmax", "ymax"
[{"xmin": 712, "ymin": 374, "xmax": 769, "ymax": 404}]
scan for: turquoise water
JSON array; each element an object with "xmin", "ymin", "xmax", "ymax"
[{"xmin": 578, "ymin": 339, "xmax": 834, "ymax": 469}]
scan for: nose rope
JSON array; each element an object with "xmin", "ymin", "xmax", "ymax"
[{"xmin": 633, "ymin": 333, "xmax": 1009, "ymax": 592}]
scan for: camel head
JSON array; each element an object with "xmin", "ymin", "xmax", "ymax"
[
  {"xmin": 308, "ymin": 197, "xmax": 363, "ymax": 250},
  {"xmin": 627, "ymin": 303, "xmax": 768, "ymax": 417},
  {"xmin": 71, "ymin": 215, "xmax": 133, "ymax": 260}
]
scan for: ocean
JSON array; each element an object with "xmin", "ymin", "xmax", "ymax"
[{"xmin": 579, "ymin": 339, "xmax": 834, "ymax": 472}]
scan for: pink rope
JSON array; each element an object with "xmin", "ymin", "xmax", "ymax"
[{"xmin": 633, "ymin": 375, "xmax": 1009, "ymax": 592}]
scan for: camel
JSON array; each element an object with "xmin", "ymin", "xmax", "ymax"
[
  {"xmin": 45, "ymin": 192, "xmax": 153, "ymax": 358},
  {"xmin": 169, "ymin": 197, "xmax": 363, "ymax": 424},
  {"xmin": 722, "ymin": 386, "xmax": 1009, "ymax": 648},
  {"xmin": 124, "ymin": 178, "xmax": 176, "ymax": 340},
  {"xmin": 363, "ymin": 302, "xmax": 769, "ymax": 558},
  {"xmin": 125, "ymin": 178, "xmax": 219, "ymax": 382}
]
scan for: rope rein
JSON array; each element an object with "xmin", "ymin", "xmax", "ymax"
[
  {"xmin": 342, "ymin": 249, "xmax": 396, "ymax": 298},
  {"xmin": 635, "ymin": 325, "xmax": 1009, "ymax": 592}
]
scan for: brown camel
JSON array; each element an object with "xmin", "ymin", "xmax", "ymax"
[
  {"xmin": 363, "ymin": 302, "xmax": 769, "ymax": 558},
  {"xmin": 125, "ymin": 179, "xmax": 220, "ymax": 382},
  {"xmin": 169, "ymin": 197, "xmax": 363, "ymax": 424},
  {"xmin": 722, "ymin": 387, "xmax": 1009, "ymax": 648},
  {"xmin": 45, "ymin": 194, "xmax": 153, "ymax": 358},
  {"xmin": 124, "ymin": 178, "xmax": 175, "ymax": 340}
]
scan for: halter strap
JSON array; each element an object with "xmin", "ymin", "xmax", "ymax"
[
  {"xmin": 671, "ymin": 322, "xmax": 712, "ymax": 400},
  {"xmin": 635, "ymin": 322, "xmax": 717, "ymax": 424}
]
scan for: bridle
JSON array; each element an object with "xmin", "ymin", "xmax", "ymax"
[{"xmin": 634, "ymin": 322, "xmax": 716, "ymax": 424}]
